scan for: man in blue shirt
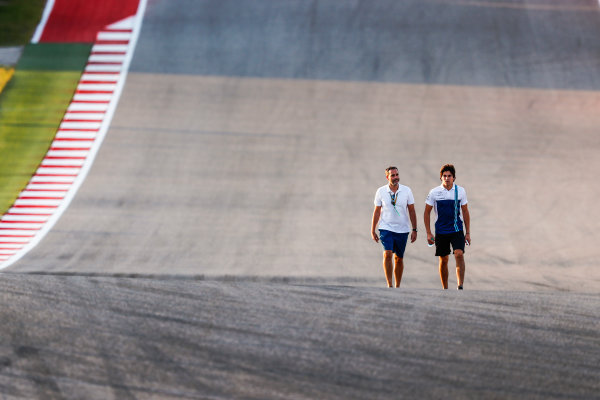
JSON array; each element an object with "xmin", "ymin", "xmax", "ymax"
[{"xmin": 424, "ymin": 164, "xmax": 471, "ymax": 290}]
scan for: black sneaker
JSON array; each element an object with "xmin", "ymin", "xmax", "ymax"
[{"xmin": 457, "ymin": 285, "xmax": 463, "ymax": 290}]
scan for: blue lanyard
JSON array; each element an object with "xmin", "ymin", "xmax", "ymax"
[
  {"xmin": 454, "ymin": 184, "xmax": 460, "ymax": 232},
  {"xmin": 389, "ymin": 191, "xmax": 402, "ymax": 217}
]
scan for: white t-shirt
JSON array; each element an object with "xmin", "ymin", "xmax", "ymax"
[{"xmin": 374, "ymin": 184, "xmax": 415, "ymax": 233}]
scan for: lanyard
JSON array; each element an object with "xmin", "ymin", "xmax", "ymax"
[
  {"xmin": 389, "ymin": 191, "xmax": 402, "ymax": 217},
  {"xmin": 454, "ymin": 184, "xmax": 460, "ymax": 232}
]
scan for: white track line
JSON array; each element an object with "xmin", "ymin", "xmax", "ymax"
[
  {"xmin": 0, "ymin": 0, "xmax": 148, "ymax": 270},
  {"xmin": 30, "ymin": 0, "xmax": 56, "ymax": 44}
]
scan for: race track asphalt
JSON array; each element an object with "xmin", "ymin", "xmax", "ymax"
[
  {"xmin": 0, "ymin": 275, "xmax": 598, "ymax": 399},
  {"xmin": 2, "ymin": 0, "xmax": 599, "ymax": 398}
]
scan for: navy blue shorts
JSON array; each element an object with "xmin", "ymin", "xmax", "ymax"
[
  {"xmin": 379, "ymin": 230, "xmax": 409, "ymax": 258},
  {"xmin": 434, "ymin": 231, "xmax": 466, "ymax": 257}
]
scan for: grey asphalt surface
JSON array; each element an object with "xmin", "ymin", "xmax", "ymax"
[
  {"xmin": 0, "ymin": 275, "xmax": 598, "ymax": 399},
  {"xmin": 3, "ymin": 0, "xmax": 600, "ymax": 398}
]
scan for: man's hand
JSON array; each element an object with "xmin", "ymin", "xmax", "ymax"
[
  {"xmin": 427, "ymin": 232, "xmax": 435, "ymax": 245},
  {"xmin": 410, "ymin": 231, "xmax": 417, "ymax": 243},
  {"xmin": 465, "ymin": 232, "xmax": 471, "ymax": 245},
  {"xmin": 372, "ymin": 231, "xmax": 379, "ymax": 243}
]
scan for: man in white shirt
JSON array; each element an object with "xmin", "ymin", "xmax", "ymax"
[{"xmin": 371, "ymin": 166, "xmax": 418, "ymax": 287}]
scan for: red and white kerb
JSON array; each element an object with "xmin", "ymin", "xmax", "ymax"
[{"xmin": 0, "ymin": 13, "xmax": 144, "ymax": 268}]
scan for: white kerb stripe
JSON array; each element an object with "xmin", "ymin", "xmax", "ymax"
[
  {"xmin": 89, "ymin": 54, "xmax": 126, "ymax": 63},
  {"xmin": 36, "ymin": 167, "xmax": 81, "ymax": 175},
  {"xmin": 73, "ymin": 93, "xmax": 113, "ymax": 102},
  {"xmin": 0, "ymin": 242, "xmax": 26, "ymax": 247},
  {"xmin": 41, "ymin": 159, "xmax": 86, "ymax": 167},
  {"xmin": 47, "ymin": 150, "xmax": 89, "ymax": 157},
  {"xmin": 14, "ymin": 199, "xmax": 62, "ymax": 207},
  {"xmin": 0, "ymin": 229, "xmax": 38, "ymax": 235},
  {"xmin": 0, "ymin": 223, "xmax": 44, "ymax": 230},
  {"xmin": 68, "ymin": 103, "xmax": 109, "ymax": 112},
  {"xmin": 7, "ymin": 207, "xmax": 55, "ymax": 215},
  {"xmin": 77, "ymin": 83, "xmax": 117, "ymax": 91},
  {"xmin": 81, "ymin": 73, "xmax": 120, "ymax": 82},
  {"xmin": 0, "ymin": 237, "xmax": 30, "ymax": 243},
  {"xmin": 60, "ymin": 121, "xmax": 102, "ymax": 130},
  {"xmin": 1, "ymin": 215, "xmax": 50, "ymax": 222},
  {"xmin": 92, "ymin": 44, "xmax": 129, "ymax": 52},
  {"xmin": 50, "ymin": 141, "xmax": 93, "ymax": 149},
  {"xmin": 30, "ymin": 176, "xmax": 76, "ymax": 183},
  {"xmin": 26, "ymin": 184, "xmax": 72, "ymax": 191},
  {"xmin": 64, "ymin": 113, "xmax": 105, "ymax": 120},
  {"xmin": 19, "ymin": 191, "xmax": 65, "ymax": 198},
  {"xmin": 97, "ymin": 32, "xmax": 132, "ymax": 41},
  {"xmin": 85, "ymin": 65, "xmax": 123, "ymax": 72},
  {"xmin": 55, "ymin": 132, "xmax": 97, "ymax": 139}
]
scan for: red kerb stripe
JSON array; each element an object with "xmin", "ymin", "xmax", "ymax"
[
  {"xmin": 50, "ymin": 147, "xmax": 91, "ymax": 151},
  {"xmin": 5, "ymin": 212, "xmax": 53, "ymax": 216},
  {"xmin": 0, "ymin": 234, "xmax": 35, "ymax": 237},
  {"xmin": 28, "ymin": 181, "xmax": 72, "ymax": 185},
  {"xmin": 76, "ymin": 90, "xmax": 114, "ymax": 94},
  {"xmin": 34, "ymin": 174, "xmax": 79, "ymax": 177},
  {"xmin": 50, "ymin": 138, "xmax": 95, "ymax": 141},
  {"xmin": 0, "ymin": 220, "xmax": 46, "ymax": 224},
  {"xmin": 62, "ymin": 119, "xmax": 102, "ymax": 123},
  {"xmin": 0, "ymin": 227, "xmax": 40, "ymax": 231},
  {"xmin": 18, "ymin": 197, "xmax": 64, "ymax": 200},
  {"xmin": 87, "ymin": 61, "xmax": 123, "ymax": 65},
  {"xmin": 70, "ymin": 100, "xmax": 111, "ymax": 104},
  {"xmin": 95, "ymin": 40, "xmax": 130, "ymax": 45},
  {"xmin": 79, "ymin": 80, "xmax": 118, "ymax": 84},
  {"xmin": 92, "ymin": 51, "xmax": 127, "ymax": 55},
  {"xmin": 39, "ymin": 165, "xmax": 82, "ymax": 168},
  {"xmin": 65, "ymin": 110, "xmax": 106, "ymax": 113},
  {"xmin": 44, "ymin": 156, "xmax": 87, "ymax": 160},
  {"xmin": 58, "ymin": 128, "xmax": 99, "ymax": 132},
  {"xmin": 22, "ymin": 188, "xmax": 68, "ymax": 192},
  {"xmin": 12, "ymin": 205, "xmax": 58, "ymax": 209}
]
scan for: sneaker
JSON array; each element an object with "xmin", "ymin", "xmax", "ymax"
[{"xmin": 457, "ymin": 285, "xmax": 463, "ymax": 290}]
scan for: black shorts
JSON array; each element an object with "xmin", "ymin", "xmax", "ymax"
[{"xmin": 435, "ymin": 231, "xmax": 466, "ymax": 257}]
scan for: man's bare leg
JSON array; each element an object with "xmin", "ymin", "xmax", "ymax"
[
  {"xmin": 455, "ymin": 250, "xmax": 465, "ymax": 288},
  {"xmin": 439, "ymin": 255, "xmax": 449, "ymax": 289},
  {"xmin": 394, "ymin": 254, "xmax": 404, "ymax": 288},
  {"xmin": 383, "ymin": 250, "xmax": 394, "ymax": 287}
]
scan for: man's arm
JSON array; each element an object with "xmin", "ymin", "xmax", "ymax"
[
  {"xmin": 424, "ymin": 204, "xmax": 434, "ymax": 244},
  {"xmin": 461, "ymin": 204, "xmax": 471, "ymax": 245},
  {"xmin": 407, "ymin": 204, "xmax": 417, "ymax": 243},
  {"xmin": 371, "ymin": 205, "xmax": 382, "ymax": 242}
]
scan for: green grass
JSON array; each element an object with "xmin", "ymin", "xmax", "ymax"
[
  {"xmin": 0, "ymin": 43, "xmax": 91, "ymax": 213},
  {"xmin": 0, "ymin": 70, "xmax": 83, "ymax": 212},
  {"xmin": 0, "ymin": 0, "xmax": 47, "ymax": 46}
]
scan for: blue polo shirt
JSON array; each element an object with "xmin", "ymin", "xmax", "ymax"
[{"xmin": 425, "ymin": 184, "xmax": 468, "ymax": 234}]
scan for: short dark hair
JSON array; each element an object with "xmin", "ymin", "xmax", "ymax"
[
  {"xmin": 440, "ymin": 164, "xmax": 456, "ymax": 179},
  {"xmin": 385, "ymin": 166, "xmax": 398, "ymax": 176}
]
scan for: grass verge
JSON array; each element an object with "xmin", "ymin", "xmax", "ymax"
[
  {"xmin": 0, "ymin": 0, "xmax": 47, "ymax": 46},
  {"xmin": 0, "ymin": 43, "xmax": 91, "ymax": 213}
]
